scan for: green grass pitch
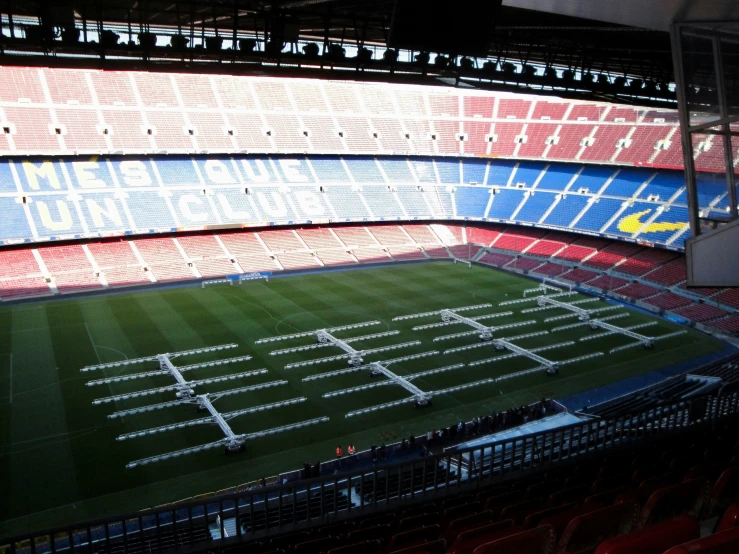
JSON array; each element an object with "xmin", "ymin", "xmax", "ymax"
[{"xmin": 0, "ymin": 261, "xmax": 724, "ymax": 536}]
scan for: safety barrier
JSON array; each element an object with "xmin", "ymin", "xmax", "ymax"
[{"xmin": 3, "ymin": 390, "xmax": 738, "ymax": 554}]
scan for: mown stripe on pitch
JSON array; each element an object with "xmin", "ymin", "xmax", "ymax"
[
  {"xmin": 139, "ymin": 292, "xmax": 208, "ymax": 349},
  {"xmin": 161, "ymin": 289, "xmax": 241, "ymax": 347},
  {"xmin": 6, "ymin": 304, "xmax": 79, "ymax": 517},
  {"xmin": 106, "ymin": 294, "xmax": 172, "ymax": 355}
]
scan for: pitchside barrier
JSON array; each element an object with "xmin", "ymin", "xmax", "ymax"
[
  {"xmin": 203, "ymin": 272, "xmax": 271, "ymax": 289},
  {"xmin": 4, "ymin": 389, "xmax": 739, "ymax": 554}
]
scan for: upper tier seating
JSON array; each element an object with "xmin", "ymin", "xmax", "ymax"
[{"xmin": 0, "ymin": 67, "xmax": 711, "ymax": 176}]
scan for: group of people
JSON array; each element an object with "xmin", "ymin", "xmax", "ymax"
[
  {"xmin": 322, "ymin": 400, "xmax": 551, "ymax": 474},
  {"xmin": 424, "ymin": 399, "xmax": 550, "ymax": 447},
  {"xmin": 335, "ymin": 444, "xmax": 357, "ymax": 458}
]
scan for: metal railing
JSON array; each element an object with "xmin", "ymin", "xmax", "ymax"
[{"xmin": 2, "ymin": 389, "xmax": 738, "ymax": 554}]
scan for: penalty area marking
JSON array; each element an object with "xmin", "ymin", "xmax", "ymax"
[
  {"xmin": 95, "ymin": 345, "xmax": 130, "ymax": 361},
  {"xmin": 84, "ymin": 322, "xmax": 101, "ymax": 364}
]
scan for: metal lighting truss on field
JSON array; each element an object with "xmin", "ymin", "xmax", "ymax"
[
  {"xmin": 523, "ymin": 280, "xmax": 572, "ymax": 297},
  {"xmin": 305, "ymin": 349, "xmax": 468, "ymax": 414},
  {"xmin": 81, "ymin": 343, "xmax": 329, "ymax": 467},
  {"xmin": 83, "ymin": 343, "xmax": 267, "ymax": 404},
  {"xmin": 317, "ymin": 342, "xmax": 603, "ymax": 418},
  {"xmin": 259, "ymin": 320, "xmax": 420, "ymax": 369},
  {"xmin": 535, "ymin": 296, "xmax": 687, "ymax": 350},
  {"xmin": 499, "ymin": 291, "xmax": 575, "ymax": 307},
  {"xmin": 393, "ymin": 304, "xmax": 518, "ymax": 340}
]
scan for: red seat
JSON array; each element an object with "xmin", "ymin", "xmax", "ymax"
[
  {"xmin": 443, "ymin": 510, "xmax": 496, "ymax": 544},
  {"xmin": 539, "ymin": 504, "xmax": 603, "ymax": 542},
  {"xmin": 396, "ymin": 512, "xmax": 439, "ymax": 533},
  {"xmin": 663, "ymin": 525, "xmax": 739, "ymax": 553},
  {"xmin": 484, "ymin": 491, "xmax": 524, "ymax": 516},
  {"xmin": 447, "ymin": 520, "xmax": 520, "ymax": 554},
  {"xmin": 707, "ymin": 468, "xmax": 739, "ymax": 518},
  {"xmin": 442, "ymin": 495, "xmax": 476, "ymax": 511},
  {"xmin": 401, "ymin": 504, "xmax": 437, "ymax": 518},
  {"xmin": 318, "ymin": 521, "xmax": 356, "ymax": 538},
  {"xmin": 556, "ymin": 501, "xmax": 638, "ymax": 554},
  {"xmin": 716, "ymin": 501, "xmax": 739, "ymax": 533},
  {"xmin": 548, "ymin": 485, "xmax": 589, "ymax": 507},
  {"xmin": 360, "ymin": 514, "xmax": 396, "ymax": 529},
  {"xmin": 525, "ymin": 481, "xmax": 560, "ymax": 502},
  {"xmin": 328, "ymin": 541, "xmax": 381, "ymax": 554},
  {"xmin": 271, "ymin": 531, "xmax": 311, "ymax": 550},
  {"xmin": 386, "ymin": 539, "xmax": 446, "ymax": 554},
  {"xmin": 522, "ymin": 502, "xmax": 577, "ymax": 529},
  {"xmin": 293, "ymin": 536, "xmax": 340, "ymax": 554},
  {"xmin": 592, "ymin": 514, "xmax": 700, "ymax": 554},
  {"xmin": 348, "ymin": 524, "xmax": 392, "ymax": 544},
  {"xmin": 440, "ymin": 503, "xmax": 482, "ymax": 529},
  {"xmin": 589, "ymin": 474, "xmax": 631, "ymax": 495},
  {"xmin": 499, "ymin": 498, "xmax": 544, "ymax": 525},
  {"xmin": 617, "ymin": 473, "xmax": 683, "ymax": 506},
  {"xmin": 638, "ymin": 478, "xmax": 709, "ymax": 528},
  {"xmin": 584, "ymin": 487, "xmax": 627, "ymax": 508},
  {"xmin": 471, "ymin": 526, "xmax": 556, "ymax": 554},
  {"xmin": 387, "ymin": 525, "xmax": 440, "ymax": 552}
]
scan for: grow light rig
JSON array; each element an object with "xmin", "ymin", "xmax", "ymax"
[
  {"xmin": 82, "ymin": 343, "xmax": 329, "ymax": 467},
  {"xmin": 535, "ymin": 296, "xmax": 687, "ymax": 350},
  {"xmin": 258, "ymin": 320, "xmax": 422, "ymax": 369}
]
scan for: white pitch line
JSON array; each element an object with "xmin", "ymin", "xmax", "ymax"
[
  {"xmin": 84, "ymin": 322, "xmax": 122, "ymax": 413},
  {"xmin": 84, "ymin": 322, "xmax": 102, "ymax": 364},
  {"xmin": 95, "ymin": 345, "xmax": 130, "ymax": 361}
]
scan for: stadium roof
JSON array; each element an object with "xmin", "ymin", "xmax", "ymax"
[{"xmin": 1, "ymin": 0, "xmax": 735, "ymax": 107}]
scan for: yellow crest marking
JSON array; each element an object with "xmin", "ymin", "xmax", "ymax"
[{"xmin": 617, "ymin": 209, "xmax": 688, "ymax": 234}]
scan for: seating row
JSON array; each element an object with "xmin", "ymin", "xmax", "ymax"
[
  {"xmin": 0, "ymin": 223, "xmax": 736, "ymax": 336},
  {"xmin": 1, "ymin": 67, "xmax": 713, "ymax": 172},
  {"xmin": 213, "ymin": 419, "xmax": 739, "ymax": 554}
]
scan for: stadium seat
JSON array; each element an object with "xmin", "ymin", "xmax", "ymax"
[
  {"xmin": 349, "ymin": 524, "xmax": 392, "ymax": 543},
  {"xmin": 471, "ymin": 526, "xmax": 556, "ymax": 554},
  {"xmin": 396, "ymin": 512, "xmax": 439, "ymax": 533},
  {"xmin": 662, "ymin": 525, "xmax": 739, "ymax": 553},
  {"xmin": 440, "ymin": 503, "xmax": 482, "ymax": 529},
  {"xmin": 715, "ymin": 501, "xmax": 739, "ymax": 533},
  {"xmin": 293, "ymin": 536, "xmax": 340, "ymax": 554},
  {"xmin": 318, "ymin": 521, "xmax": 356, "ymax": 538},
  {"xmin": 387, "ymin": 524, "xmax": 440, "ymax": 551},
  {"xmin": 706, "ymin": 468, "xmax": 739, "ymax": 518},
  {"xmin": 538, "ymin": 504, "xmax": 603, "ymax": 542},
  {"xmin": 592, "ymin": 514, "xmax": 700, "ymax": 554},
  {"xmin": 499, "ymin": 498, "xmax": 544, "ymax": 525},
  {"xmin": 556, "ymin": 501, "xmax": 638, "ymax": 554},
  {"xmin": 548, "ymin": 485, "xmax": 590, "ymax": 507},
  {"xmin": 443, "ymin": 510, "xmax": 496, "ymax": 544},
  {"xmin": 387, "ymin": 538, "xmax": 446, "ymax": 554},
  {"xmin": 447, "ymin": 520, "xmax": 520, "ymax": 554},
  {"xmin": 522, "ymin": 502, "xmax": 577, "ymax": 529},
  {"xmin": 484, "ymin": 491, "xmax": 524, "ymax": 516},
  {"xmin": 328, "ymin": 540, "xmax": 382, "ymax": 554},
  {"xmin": 638, "ymin": 478, "xmax": 709, "ymax": 527}
]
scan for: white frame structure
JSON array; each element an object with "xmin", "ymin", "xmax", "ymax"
[
  {"xmin": 258, "ymin": 321, "xmax": 422, "ymax": 368},
  {"xmin": 400, "ymin": 303, "xmax": 606, "ymax": 378},
  {"xmin": 82, "ymin": 343, "xmax": 329, "ymax": 468},
  {"xmin": 535, "ymin": 296, "xmax": 688, "ymax": 351}
]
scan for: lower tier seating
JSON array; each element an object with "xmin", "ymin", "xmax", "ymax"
[
  {"xmin": 201, "ymin": 418, "xmax": 739, "ymax": 554},
  {"xmin": 0, "ymin": 223, "xmax": 736, "ymax": 337}
]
